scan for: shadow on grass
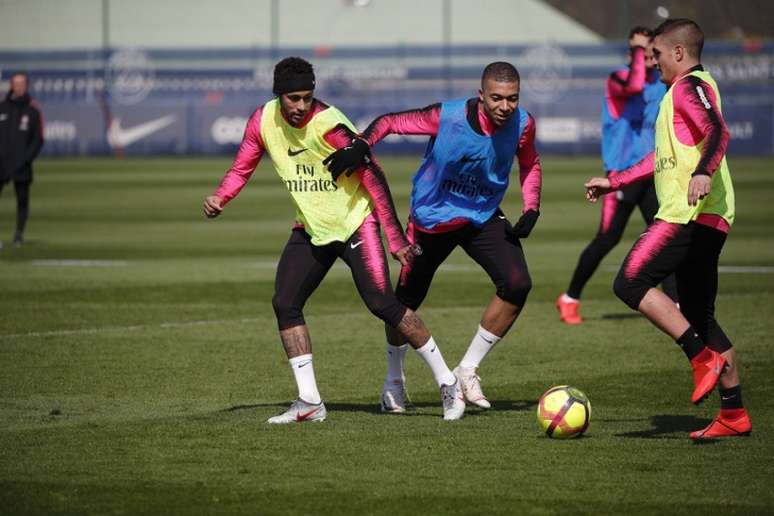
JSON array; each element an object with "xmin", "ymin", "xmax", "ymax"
[
  {"xmin": 600, "ymin": 313, "xmax": 642, "ymax": 320},
  {"xmin": 224, "ymin": 399, "xmax": 538, "ymax": 417},
  {"xmin": 615, "ymin": 414, "xmax": 713, "ymax": 441}
]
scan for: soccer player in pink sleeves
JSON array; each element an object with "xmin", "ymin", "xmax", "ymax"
[
  {"xmin": 324, "ymin": 62, "xmax": 542, "ymax": 413},
  {"xmin": 204, "ymin": 57, "xmax": 465, "ymax": 423},
  {"xmin": 557, "ymin": 27, "xmax": 678, "ymax": 325},
  {"xmin": 585, "ymin": 19, "xmax": 751, "ymax": 439}
]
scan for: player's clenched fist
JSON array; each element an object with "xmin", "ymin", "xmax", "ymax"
[
  {"xmin": 584, "ymin": 177, "xmax": 613, "ymax": 203},
  {"xmin": 203, "ymin": 195, "xmax": 224, "ymax": 218}
]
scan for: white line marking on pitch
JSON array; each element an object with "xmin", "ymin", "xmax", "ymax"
[
  {"xmin": 0, "ymin": 317, "xmax": 261, "ymax": 340},
  {"xmin": 31, "ymin": 260, "xmax": 129, "ymax": 267},
  {"xmin": 717, "ymin": 266, "xmax": 774, "ymax": 273},
  {"xmin": 603, "ymin": 265, "xmax": 774, "ymax": 274}
]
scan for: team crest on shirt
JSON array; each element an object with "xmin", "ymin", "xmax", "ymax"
[{"xmin": 20, "ymin": 115, "xmax": 29, "ymax": 131}]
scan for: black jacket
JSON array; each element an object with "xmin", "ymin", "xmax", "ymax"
[{"xmin": 0, "ymin": 92, "xmax": 44, "ymax": 183}]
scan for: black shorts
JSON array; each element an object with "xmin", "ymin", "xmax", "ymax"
[
  {"xmin": 272, "ymin": 214, "xmax": 407, "ymax": 330},
  {"xmin": 614, "ymin": 220, "xmax": 732, "ymax": 351},
  {"xmin": 397, "ymin": 212, "xmax": 532, "ymax": 310}
]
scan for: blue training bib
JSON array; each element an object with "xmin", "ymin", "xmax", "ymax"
[
  {"xmin": 411, "ymin": 99, "xmax": 527, "ymax": 229},
  {"xmin": 601, "ymin": 69, "xmax": 666, "ymax": 172}
]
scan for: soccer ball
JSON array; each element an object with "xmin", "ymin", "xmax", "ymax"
[{"xmin": 537, "ymin": 385, "xmax": 591, "ymax": 439}]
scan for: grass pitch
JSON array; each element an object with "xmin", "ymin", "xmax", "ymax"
[{"xmin": 1, "ymin": 156, "xmax": 773, "ymax": 515}]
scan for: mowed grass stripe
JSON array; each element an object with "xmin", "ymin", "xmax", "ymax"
[{"xmin": 0, "ymin": 156, "xmax": 772, "ymax": 515}]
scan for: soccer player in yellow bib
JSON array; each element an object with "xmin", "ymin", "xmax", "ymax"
[
  {"xmin": 203, "ymin": 57, "xmax": 465, "ymax": 423},
  {"xmin": 584, "ymin": 19, "xmax": 751, "ymax": 439}
]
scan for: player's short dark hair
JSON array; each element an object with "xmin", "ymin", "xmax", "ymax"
[
  {"xmin": 273, "ymin": 57, "xmax": 316, "ymax": 95},
  {"xmin": 481, "ymin": 62, "xmax": 520, "ymax": 85},
  {"xmin": 653, "ymin": 18, "xmax": 704, "ymax": 58},
  {"xmin": 628, "ymin": 26, "xmax": 653, "ymax": 39}
]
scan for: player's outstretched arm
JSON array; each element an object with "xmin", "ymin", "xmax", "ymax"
[
  {"xmin": 360, "ymin": 103, "xmax": 442, "ymax": 145},
  {"xmin": 323, "ymin": 124, "xmax": 413, "ymax": 257},
  {"xmin": 323, "ymin": 104, "xmax": 442, "ymax": 180},
  {"xmin": 206, "ymin": 107, "xmax": 265, "ymax": 216}
]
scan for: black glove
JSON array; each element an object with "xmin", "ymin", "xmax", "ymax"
[
  {"xmin": 510, "ymin": 209, "xmax": 540, "ymax": 239},
  {"xmin": 322, "ymin": 138, "xmax": 370, "ymax": 181}
]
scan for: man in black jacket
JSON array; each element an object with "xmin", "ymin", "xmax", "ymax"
[{"xmin": 0, "ymin": 72, "xmax": 44, "ymax": 247}]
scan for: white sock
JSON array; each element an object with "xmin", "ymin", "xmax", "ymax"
[
  {"xmin": 561, "ymin": 293, "xmax": 579, "ymax": 303},
  {"xmin": 288, "ymin": 354, "xmax": 321, "ymax": 404},
  {"xmin": 386, "ymin": 342, "xmax": 408, "ymax": 382},
  {"xmin": 414, "ymin": 337, "xmax": 456, "ymax": 387},
  {"xmin": 459, "ymin": 325, "xmax": 502, "ymax": 369}
]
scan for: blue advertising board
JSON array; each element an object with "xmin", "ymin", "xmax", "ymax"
[{"xmin": 2, "ymin": 43, "xmax": 772, "ymax": 156}]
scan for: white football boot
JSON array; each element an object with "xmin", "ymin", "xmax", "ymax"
[
  {"xmin": 453, "ymin": 366, "xmax": 491, "ymax": 409},
  {"xmin": 440, "ymin": 379, "xmax": 465, "ymax": 420},
  {"xmin": 267, "ymin": 398, "xmax": 327, "ymax": 424},
  {"xmin": 381, "ymin": 378, "xmax": 411, "ymax": 413}
]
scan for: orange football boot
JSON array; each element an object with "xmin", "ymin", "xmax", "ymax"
[
  {"xmin": 690, "ymin": 348, "xmax": 727, "ymax": 404},
  {"xmin": 556, "ymin": 294, "xmax": 583, "ymax": 325},
  {"xmin": 690, "ymin": 408, "xmax": 752, "ymax": 440}
]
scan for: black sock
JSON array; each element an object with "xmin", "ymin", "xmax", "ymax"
[
  {"xmin": 676, "ymin": 327, "xmax": 704, "ymax": 360},
  {"xmin": 719, "ymin": 385, "xmax": 744, "ymax": 409}
]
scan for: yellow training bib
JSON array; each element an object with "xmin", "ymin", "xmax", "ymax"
[
  {"xmin": 653, "ymin": 70, "xmax": 734, "ymax": 225},
  {"xmin": 260, "ymin": 99, "xmax": 373, "ymax": 245}
]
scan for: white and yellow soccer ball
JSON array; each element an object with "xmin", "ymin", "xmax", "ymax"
[{"xmin": 537, "ymin": 385, "xmax": 591, "ymax": 439}]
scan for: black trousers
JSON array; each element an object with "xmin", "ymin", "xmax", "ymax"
[
  {"xmin": 0, "ymin": 180, "xmax": 30, "ymax": 237},
  {"xmin": 567, "ymin": 178, "xmax": 678, "ymax": 301}
]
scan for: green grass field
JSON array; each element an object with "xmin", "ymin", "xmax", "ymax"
[{"xmin": 1, "ymin": 156, "xmax": 773, "ymax": 515}]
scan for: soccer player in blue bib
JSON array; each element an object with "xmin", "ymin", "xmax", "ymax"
[
  {"xmin": 557, "ymin": 27, "xmax": 678, "ymax": 324},
  {"xmin": 324, "ymin": 62, "xmax": 542, "ymax": 411}
]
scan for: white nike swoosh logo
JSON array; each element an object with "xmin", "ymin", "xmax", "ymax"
[
  {"xmin": 350, "ymin": 241, "xmax": 364, "ymax": 249},
  {"xmin": 498, "ymin": 215, "xmax": 506, "ymax": 220},
  {"xmin": 107, "ymin": 115, "xmax": 176, "ymax": 148}
]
